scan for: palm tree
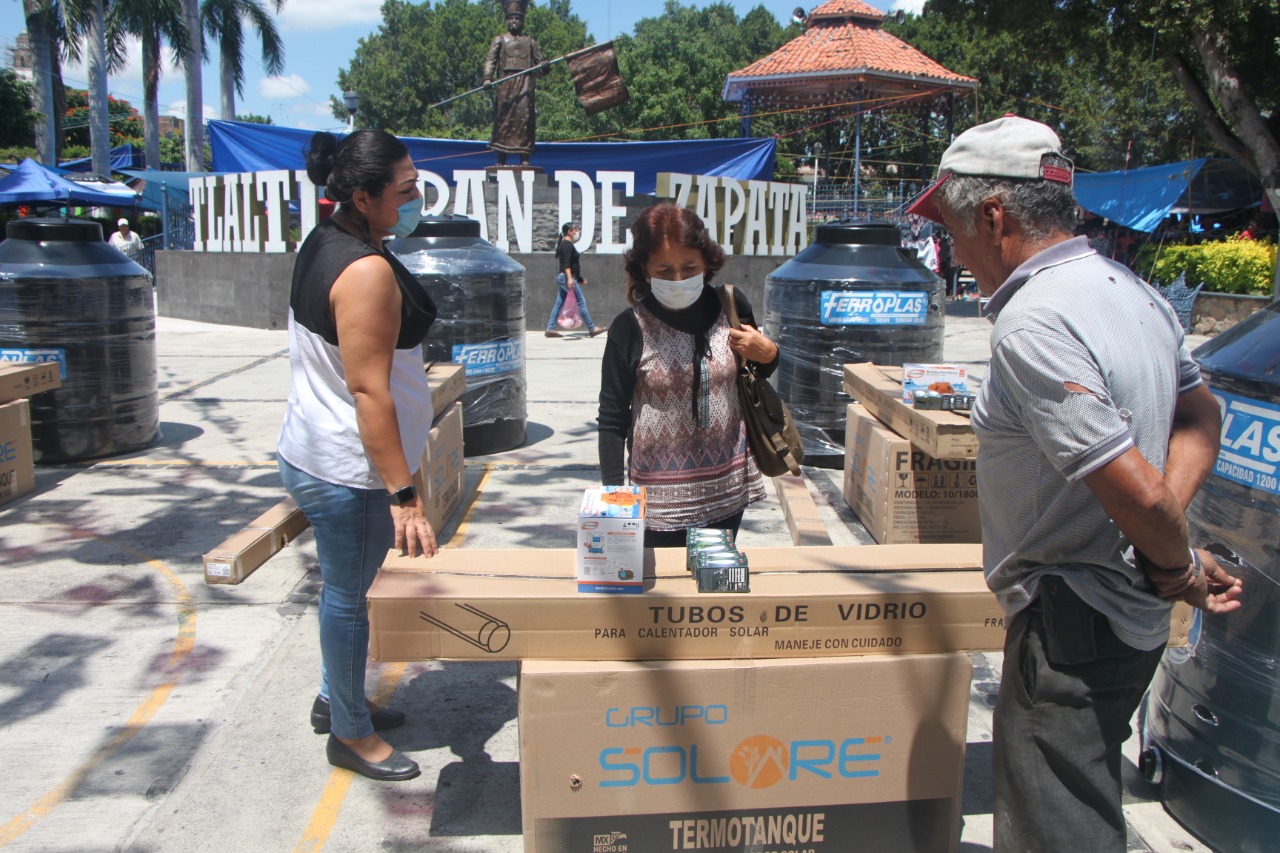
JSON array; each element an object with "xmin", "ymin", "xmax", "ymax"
[
  {"xmin": 21, "ymin": 0, "xmax": 57, "ymax": 163},
  {"xmin": 201, "ymin": 0, "xmax": 285, "ymax": 122},
  {"xmin": 107, "ymin": 0, "xmax": 192, "ymax": 170},
  {"xmin": 59, "ymin": 0, "xmax": 111, "ymax": 175},
  {"xmin": 182, "ymin": 0, "xmax": 203, "ymax": 170}
]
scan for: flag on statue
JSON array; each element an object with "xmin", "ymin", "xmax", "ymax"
[{"xmin": 567, "ymin": 42, "xmax": 629, "ymax": 116}]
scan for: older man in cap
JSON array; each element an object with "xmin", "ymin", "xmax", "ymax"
[
  {"xmin": 909, "ymin": 115, "xmax": 1244, "ymax": 851},
  {"xmin": 109, "ymin": 217, "xmax": 142, "ymax": 257}
]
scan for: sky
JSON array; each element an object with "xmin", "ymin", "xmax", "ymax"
[{"xmin": 1, "ymin": 0, "xmax": 923, "ymax": 134}]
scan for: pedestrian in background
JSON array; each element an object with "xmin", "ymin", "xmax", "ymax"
[
  {"xmin": 109, "ymin": 217, "xmax": 141, "ymax": 257},
  {"xmin": 545, "ymin": 221, "xmax": 605, "ymax": 338},
  {"xmin": 277, "ymin": 129, "xmax": 439, "ymax": 782},
  {"xmin": 597, "ymin": 203, "xmax": 779, "ymax": 547},
  {"xmin": 909, "ymin": 115, "xmax": 1243, "ymax": 852}
]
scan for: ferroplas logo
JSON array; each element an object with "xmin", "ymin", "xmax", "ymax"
[
  {"xmin": 599, "ymin": 705, "xmax": 888, "ymax": 789},
  {"xmin": 593, "ymin": 831, "xmax": 628, "ymax": 852},
  {"xmin": 451, "ymin": 339, "xmax": 523, "ymax": 377},
  {"xmin": 819, "ymin": 290, "xmax": 928, "ymax": 326}
]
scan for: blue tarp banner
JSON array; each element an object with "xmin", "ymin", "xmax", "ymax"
[
  {"xmin": 1074, "ymin": 158, "xmax": 1261, "ymax": 233},
  {"xmin": 208, "ymin": 120, "xmax": 777, "ymax": 194},
  {"xmin": 0, "ymin": 158, "xmax": 141, "ymax": 207},
  {"xmin": 59, "ymin": 144, "xmax": 144, "ymax": 173},
  {"xmin": 119, "ymin": 169, "xmax": 225, "ymax": 210}
]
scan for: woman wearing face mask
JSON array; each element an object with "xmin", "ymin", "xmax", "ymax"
[
  {"xmin": 277, "ymin": 129, "xmax": 438, "ymax": 781},
  {"xmin": 545, "ymin": 221, "xmax": 605, "ymax": 338},
  {"xmin": 597, "ymin": 203, "xmax": 780, "ymax": 547}
]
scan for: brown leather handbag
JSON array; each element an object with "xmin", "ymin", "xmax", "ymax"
[{"xmin": 717, "ymin": 285, "xmax": 804, "ymax": 477}]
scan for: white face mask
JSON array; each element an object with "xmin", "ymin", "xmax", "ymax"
[{"xmin": 649, "ymin": 273, "xmax": 705, "ymax": 310}]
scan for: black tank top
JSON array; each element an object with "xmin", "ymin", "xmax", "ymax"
[{"xmin": 289, "ymin": 216, "xmax": 437, "ymax": 349}]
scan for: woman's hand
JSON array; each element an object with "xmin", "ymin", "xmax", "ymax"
[
  {"xmin": 728, "ymin": 323, "xmax": 779, "ymax": 364},
  {"xmin": 392, "ymin": 500, "xmax": 439, "ymax": 558}
]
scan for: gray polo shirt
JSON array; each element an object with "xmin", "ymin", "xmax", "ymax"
[{"xmin": 972, "ymin": 236, "xmax": 1202, "ymax": 651}]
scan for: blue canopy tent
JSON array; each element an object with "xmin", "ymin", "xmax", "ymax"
[
  {"xmin": 1074, "ymin": 157, "xmax": 1263, "ymax": 233},
  {"xmin": 59, "ymin": 144, "xmax": 145, "ymax": 173},
  {"xmin": 0, "ymin": 158, "xmax": 143, "ymax": 208},
  {"xmin": 208, "ymin": 120, "xmax": 778, "ymax": 194}
]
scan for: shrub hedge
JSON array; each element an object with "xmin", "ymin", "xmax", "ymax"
[{"xmin": 1135, "ymin": 236, "xmax": 1277, "ymax": 296}]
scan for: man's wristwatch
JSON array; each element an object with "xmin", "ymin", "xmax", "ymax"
[{"xmin": 388, "ymin": 484, "xmax": 417, "ymax": 506}]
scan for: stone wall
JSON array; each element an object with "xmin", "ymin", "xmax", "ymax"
[
  {"xmin": 1191, "ymin": 292, "xmax": 1271, "ymax": 335},
  {"xmin": 155, "ymin": 248, "xmax": 788, "ymax": 331}
]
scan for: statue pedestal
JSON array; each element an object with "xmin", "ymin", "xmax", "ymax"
[{"xmin": 485, "ymin": 163, "xmax": 544, "ymax": 175}]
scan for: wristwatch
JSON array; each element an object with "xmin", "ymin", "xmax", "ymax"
[{"xmin": 388, "ymin": 484, "xmax": 417, "ymax": 506}]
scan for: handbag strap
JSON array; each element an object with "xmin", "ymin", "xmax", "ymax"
[{"xmin": 716, "ymin": 284, "xmax": 743, "ymax": 331}]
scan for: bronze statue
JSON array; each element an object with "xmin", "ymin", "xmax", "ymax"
[{"xmin": 484, "ymin": 0, "xmax": 549, "ymax": 167}]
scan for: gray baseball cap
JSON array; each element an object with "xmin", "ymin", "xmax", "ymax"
[{"xmin": 908, "ymin": 115, "xmax": 1073, "ymax": 223}]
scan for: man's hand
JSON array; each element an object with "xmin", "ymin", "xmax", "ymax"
[
  {"xmin": 1183, "ymin": 549, "xmax": 1243, "ymax": 613},
  {"xmin": 1136, "ymin": 548, "xmax": 1243, "ymax": 613},
  {"xmin": 483, "ymin": 79, "xmax": 494, "ymax": 90}
]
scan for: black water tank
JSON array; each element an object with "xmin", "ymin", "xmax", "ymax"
[
  {"xmin": 762, "ymin": 221, "xmax": 944, "ymax": 466},
  {"xmin": 1141, "ymin": 299, "xmax": 1280, "ymax": 853},
  {"xmin": 0, "ymin": 218, "xmax": 159, "ymax": 462},
  {"xmin": 388, "ymin": 215, "xmax": 527, "ymax": 455}
]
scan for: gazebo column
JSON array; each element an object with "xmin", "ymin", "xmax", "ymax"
[
  {"xmin": 853, "ymin": 83, "xmax": 863, "ymax": 216},
  {"xmin": 740, "ymin": 95, "xmax": 753, "ymax": 137}
]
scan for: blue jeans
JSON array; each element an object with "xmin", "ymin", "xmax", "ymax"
[
  {"xmin": 547, "ymin": 273, "xmax": 596, "ymax": 331},
  {"xmin": 279, "ymin": 456, "xmax": 393, "ymax": 739}
]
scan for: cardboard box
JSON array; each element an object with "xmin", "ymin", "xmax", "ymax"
[
  {"xmin": 578, "ymin": 486, "xmax": 646, "ymax": 593},
  {"xmin": 426, "ymin": 362, "xmax": 466, "ymax": 420},
  {"xmin": 843, "ymin": 363, "xmax": 978, "ymax": 459},
  {"xmin": 842, "ymin": 404, "xmax": 981, "ymax": 545},
  {"xmin": 412, "ymin": 401, "xmax": 465, "ymax": 534},
  {"xmin": 773, "ymin": 474, "xmax": 833, "ymax": 546},
  {"xmin": 368, "ymin": 543, "xmax": 1015, "ymax": 661},
  {"xmin": 518, "ymin": 654, "xmax": 972, "ymax": 853},
  {"xmin": 0, "ymin": 361, "xmax": 62, "ymax": 404},
  {"xmin": 0, "ymin": 399, "xmax": 35, "ymax": 508},
  {"xmin": 203, "ymin": 497, "xmax": 310, "ymax": 584},
  {"xmin": 901, "ymin": 363, "xmax": 969, "ymax": 404}
]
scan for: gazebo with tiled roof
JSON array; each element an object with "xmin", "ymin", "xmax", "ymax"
[{"xmin": 723, "ymin": 0, "xmax": 977, "ymax": 210}]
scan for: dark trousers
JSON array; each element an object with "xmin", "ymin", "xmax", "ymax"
[
  {"xmin": 644, "ymin": 509, "xmax": 745, "ymax": 549},
  {"xmin": 993, "ymin": 580, "xmax": 1164, "ymax": 853}
]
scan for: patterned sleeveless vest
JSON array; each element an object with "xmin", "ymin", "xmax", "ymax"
[{"xmin": 628, "ymin": 303, "xmax": 764, "ymax": 530}]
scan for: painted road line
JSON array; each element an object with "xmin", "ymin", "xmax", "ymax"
[{"xmin": 0, "ymin": 531, "xmax": 196, "ymax": 847}]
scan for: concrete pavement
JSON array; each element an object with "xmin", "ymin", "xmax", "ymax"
[{"xmin": 0, "ymin": 303, "xmax": 1212, "ymax": 852}]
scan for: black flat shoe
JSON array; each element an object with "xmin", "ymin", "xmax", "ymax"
[
  {"xmin": 326, "ymin": 735, "xmax": 420, "ymax": 781},
  {"xmin": 311, "ymin": 695, "xmax": 407, "ymax": 735}
]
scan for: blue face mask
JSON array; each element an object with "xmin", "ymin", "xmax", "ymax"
[{"xmin": 383, "ymin": 197, "xmax": 422, "ymax": 238}]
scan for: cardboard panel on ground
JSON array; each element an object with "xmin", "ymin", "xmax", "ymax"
[
  {"xmin": 0, "ymin": 399, "xmax": 34, "ymax": 508},
  {"xmin": 842, "ymin": 403, "xmax": 981, "ymax": 545},
  {"xmin": 842, "ymin": 363, "xmax": 978, "ymax": 459},
  {"xmin": 0, "ymin": 362, "xmax": 61, "ymax": 404},
  {"xmin": 772, "ymin": 474, "xmax": 833, "ymax": 546},
  {"xmin": 412, "ymin": 400, "xmax": 465, "ymax": 535},
  {"xmin": 203, "ymin": 497, "xmax": 310, "ymax": 584},
  {"xmin": 518, "ymin": 653, "xmax": 972, "ymax": 853}
]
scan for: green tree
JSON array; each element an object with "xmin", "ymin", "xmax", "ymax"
[
  {"xmin": 201, "ymin": 0, "xmax": 286, "ymax": 121},
  {"xmin": 107, "ymin": 0, "xmax": 193, "ymax": 170},
  {"xmin": 235, "ymin": 112, "xmax": 273, "ymax": 124},
  {"xmin": 62, "ymin": 88, "xmax": 144, "ymax": 149},
  {"xmin": 0, "ymin": 69, "xmax": 38, "ymax": 148}
]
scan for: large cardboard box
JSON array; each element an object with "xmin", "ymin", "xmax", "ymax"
[
  {"xmin": 412, "ymin": 401, "xmax": 465, "ymax": 534},
  {"xmin": 203, "ymin": 497, "xmax": 310, "ymax": 584},
  {"xmin": 842, "ymin": 363, "xmax": 978, "ymax": 459},
  {"xmin": 0, "ymin": 399, "xmax": 35, "ymax": 508},
  {"xmin": 425, "ymin": 362, "xmax": 466, "ymax": 420},
  {"xmin": 842, "ymin": 404, "xmax": 981, "ymax": 545},
  {"xmin": 0, "ymin": 361, "xmax": 62, "ymax": 404},
  {"xmin": 368, "ymin": 543, "xmax": 1014, "ymax": 661},
  {"xmin": 772, "ymin": 474, "xmax": 832, "ymax": 546},
  {"xmin": 518, "ymin": 653, "xmax": 972, "ymax": 853},
  {"xmin": 578, "ymin": 486, "xmax": 646, "ymax": 593}
]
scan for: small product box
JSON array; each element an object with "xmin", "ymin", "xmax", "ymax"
[
  {"xmin": 901, "ymin": 363, "xmax": 969, "ymax": 404},
  {"xmin": 694, "ymin": 549, "xmax": 750, "ymax": 593},
  {"xmin": 577, "ymin": 486, "xmax": 645, "ymax": 593},
  {"xmin": 685, "ymin": 528, "xmax": 735, "ymax": 573}
]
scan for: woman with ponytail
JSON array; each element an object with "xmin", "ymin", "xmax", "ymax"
[
  {"xmin": 545, "ymin": 221, "xmax": 605, "ymax": 337},
  {"xmin": 277, "ymin": 129, "xmax": 436, "ymax": 782}
]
